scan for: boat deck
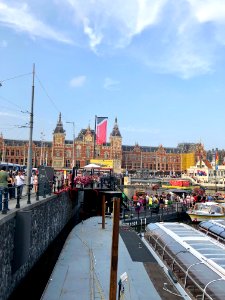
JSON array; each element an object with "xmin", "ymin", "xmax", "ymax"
[{"xmin": 41, "ymin": 216, "xmax": 162, "ymax": 300}]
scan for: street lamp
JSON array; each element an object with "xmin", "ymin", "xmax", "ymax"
[
  {"xmin": 40, "ymin": 131, "xmax": 45, "ymax": 166},
  {"xmin": 66, "ymin": 121, "xmax": 75, "ymax": 168},
  {"xmin": 0, "ymin": 66, "xmax": 34, "ymax": 203}
]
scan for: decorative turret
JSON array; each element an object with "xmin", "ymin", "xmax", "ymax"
[
  {"xmin": 53, "ymin": 113, "xmax": 65, "ymax": 134},
  {"xmin": 110, "ymin": 117, "xmax": 121, "ymax": 137},
  {"xmin": 52, "ymin": 113, "xmax": 66, "ymax": 169},
  {"xmin": 110, "ymin": 117, "xmax": 122, "ymax": 163}
]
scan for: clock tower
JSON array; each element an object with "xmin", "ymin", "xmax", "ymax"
[
  {"xmin": 110, "ymin": 117, "xmax": 122, "ymax": 173},
  {"xmin": 52, "ymin": 113, "xmax": 66, "ymax": 169}
]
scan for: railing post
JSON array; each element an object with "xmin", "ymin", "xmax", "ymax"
[
  {"xmin": 36, "ymin": 183, "xmax": 39, "ymax": 201},
  {"xmin": 27, "ymin": 184, "xmax": 31, "ymax": 204},
  {"xmin": 2, "ymin": 189, "xmax": 8, "ymax": 214},
  {"xmin": 15, "ymin": 186, "xmax": 20, "ymax": 208},
  {"xmin": 160, "ymin": 206, "xmax": 164, "ymax": 222},
  {"xmin": 48, "ymin": 181, "xmax": 51, "ymax": 196},
  {"xmin": 43, "ymin": 182, "xmax": 46, "ymax": 198},
  {"xmin": 0, "ymin": 190, "xmax": 2, "ymax": 211}
]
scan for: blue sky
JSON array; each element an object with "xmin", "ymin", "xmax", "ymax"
[{"xmin": 1, "ymin": 0, "xmax": 225, "ymax": 150}]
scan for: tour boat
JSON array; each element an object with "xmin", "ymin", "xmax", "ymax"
[
  {"xmin": 145, "ymin": 222, "xmax": 225, "ymax": 300},
  {"xmin": 199, "ymin": 219, "xmax": 225, "ymax": 243},
  {"xmin": 213, "ymin": 193, "xmax": 225, "ymax": 203},
  {"xmin": 214, "ymin": 197, "xmax": 225, "ymax": 203},
  {"xmin": 161, "ymin": 179, "xmax": 200, "ymax": 190},
  {"xmin": 187, "ymin": 201, "xmax": 225, "ymax": 222}
]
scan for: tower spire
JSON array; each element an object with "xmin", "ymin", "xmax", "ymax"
[
  {"xmin": 53, "ymin": 112, "xmax": 65, "ymax": 134},
  {"xmin": 110, "ymin": 117, "xmax": 121, "ymax": 137}
]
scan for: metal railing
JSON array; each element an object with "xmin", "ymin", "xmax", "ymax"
[
  {"xmin": 120, "ymin": 201, "xmax": 189, "ymax": 225},
  {"xmin": 0, "ymin": 181, "xmax": 67, "ymax": 215}
]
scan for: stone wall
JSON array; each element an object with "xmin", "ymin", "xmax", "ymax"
[{"xmin": 0, "ymin": 191, "xmax": 79, "ymax": 300}]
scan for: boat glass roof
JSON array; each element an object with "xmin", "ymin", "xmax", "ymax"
[{"xmin": 146, "ymin": 222, "xmax": 225, "ymax": 299}]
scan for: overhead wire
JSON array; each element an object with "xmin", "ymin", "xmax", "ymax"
[
  {"xmin": 0, "ymin": 95, "xmax": 28, "ymax": 112},
  {"xmin": 0, "ymin": 103, "xmax": 27, "ymax": 113},
  {"xmin": 0, "ymin": 70, "xmax": 70, "ymax": 138},
  {"xmin": 35, "ymin": 73, "xmax": 72, "ymax": 124},
  {"xmin": 0, "ymin": 72, "xmax": 32, "ymax": 84},
  {"xmin": 0, "ymin": 70, "xmax": 32, "ymax": 114},
  {"xmin": 35, "ymin": 74, "xmax": 61, "ymax": 114},
  {"xmin": 0, "ymin": 70, "xmax": 67, "ymax": 119}
]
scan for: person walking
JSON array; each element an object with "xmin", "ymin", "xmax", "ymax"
[
  {"xmin": 33, "ymin": 173, "xmax": 38, "ymax": 193},
  {"xmin": 15, "ymin": 171, "xmax": 25, "ymax": 199},
  {"xmin": 8, "ymin": 173, "xmax": 15, "ymax": 199},
  {"xmin": 0, "ymin": 166, "xmax": 9, "ymax": 211}
]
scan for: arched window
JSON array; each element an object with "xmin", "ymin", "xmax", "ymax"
[
  {"xmin": 76, "ymin": 145, "xmax": 81, "ymax": 158},
  {"xmin": 86, "ymin": 146, "xmax": 91, "ymax": 158},
  {"xmin": 95, "ymin": 148, "xmax": 100, "ymax": 157},
  {"xmin": 66, "ymin": 150, "xmax": 71, "ymax": 158}
]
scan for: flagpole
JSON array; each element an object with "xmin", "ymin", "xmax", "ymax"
[
  {"xmin": 215, "ymin": 151, "xmax": 218, "ymax": 192},
  {"xmin": 93, "ymin": 115, "xmax": 97, "ymax": 159}
]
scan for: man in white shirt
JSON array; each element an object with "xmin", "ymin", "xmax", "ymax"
[{"xmin": 15, "ymin": 171, "xmax": 25, "ymax": 199}]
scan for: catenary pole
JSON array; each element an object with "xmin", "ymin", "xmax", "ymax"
[{"xmin": 26, "ymin": 64, "xmax": 35, "ymax": 203}]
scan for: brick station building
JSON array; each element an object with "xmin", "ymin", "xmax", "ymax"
[{"xmin": 0, "ymin": 114, "xmax": 205, "ymax": 174}]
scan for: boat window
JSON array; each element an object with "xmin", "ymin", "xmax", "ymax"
[
  {"xmin": 211, "ymin": 259, "xmax": 225, "ymax": 268},
  {"xmin": 205, "ymin": 280, "xmax": 225, "ymax": 300},
  {"xmin": 219, "ymin": 231, "xmax": 225, "ymax": 239},
  {"xmin": 199, "ymin": 221, "xmax": 215, "ymax": 229},
  {"xmin": 210, "ymin": 206, "xmax": 222, "ymax": 214},
  {"xmin": 194, "ymin": 203, "xmax": 211, "ymax": 211},
  {"xmin": 199, "ymin": 220, "xmax": 225, "ymax": 238},
  {"xmin": 210, "ymin": 226, "xmax": 225, "ymax": 235}
]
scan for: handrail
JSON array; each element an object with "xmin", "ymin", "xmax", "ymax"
[
  {"xmin": 202, "ymin": 278, "xmax": 225, "ymax": 300},
  {"xmin": 0, "ymin": 181, "xmax": 63, "ymax": 215},
  {"xmin": 146, "ymin": 229, "xmax": 221, "ymax": 300}
]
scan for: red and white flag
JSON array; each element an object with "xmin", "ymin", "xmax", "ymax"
[{"xmin": 96, "ymin": 117, "xmax": 107, "ymax": 145}]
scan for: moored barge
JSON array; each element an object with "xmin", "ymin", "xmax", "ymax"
[
  {"xmin": 145, "ymin": 222, "xmax": 225, "ymax": 300},
  {"xmin": 199, "ymin": 219, "xmax": 225, "ymax": 244},
  {"xmin": 41, "ymin": 216, "xmax": 162, "ymax": 300}
]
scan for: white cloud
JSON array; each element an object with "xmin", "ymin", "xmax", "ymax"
[
  {"xmin": 65, "ymin": 0, "xmax": 225, "ymax": 78},
  {"xmin": 134, "ymin": 0, "xmax": 167, "ymax": 34},
  {"xmin": 0, "ymin": 1, "xmax": 73, "ymax": 44},
  {"xmin": 66, "ymin": 0, "xmax": 166, "ymax": 51},
  {"xmin": 187, "ymin": 0, "xmax": 225, "ymax": 23},
  {"xmin": 69, "ymin": 75, "xmax": 86, "ymax": 88},
  {"xmin": 103, "ymin": 77, "xmax": 120, "ymax": 91},
  {"xmin": 1, "ymin": 0, "xmax": 225, "ymax": 78}
]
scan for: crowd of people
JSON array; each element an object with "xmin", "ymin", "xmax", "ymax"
[
  {"xmin": 0, "ymin": 166, "xmax": 39, "ymax": 200},
  {"xmin": 131, "ymin": 190, "xmax": 217, "ymax": 211}
]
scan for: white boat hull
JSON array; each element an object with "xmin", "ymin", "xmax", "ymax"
[{"xmin": 187, "ymin": 212, "xmax": 225, "ymax": 222}]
